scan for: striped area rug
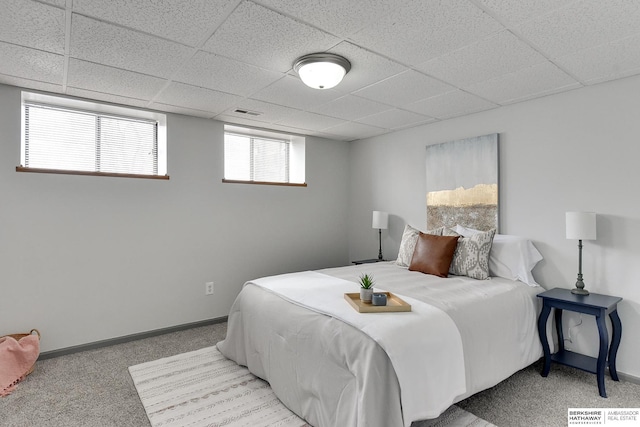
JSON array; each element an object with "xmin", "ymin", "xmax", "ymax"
[
  {"xmin": 129, "ymin": 346, "xmax": 308, "ymax": 427},
  {"xmin": 129, "ymin": 346, "xmax": 495, "ymax": 427}
]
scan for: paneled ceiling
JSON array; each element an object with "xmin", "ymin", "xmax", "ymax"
[{"xmin": 2, "ymin": 0, "xmax": 640, "ymax": 141}]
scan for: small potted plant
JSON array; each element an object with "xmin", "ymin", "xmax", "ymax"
[{"xmin": 359, "ymin": 273, "xmax": 375, "ymax": 303}]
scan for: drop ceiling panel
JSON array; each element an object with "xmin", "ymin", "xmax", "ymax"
[
  {"xmin": 0, "ymin": 0, "xmax": 65, "ymax": 54},
  {"xmin": 253, "ymin": 0, "xmax": 402, "ymax": 38},
  {"xmin": 322, "ymin": 121, "xmax": 388, "ymax": 141},
  {"xmin": 327, "ymin": 42, "xmax": 408, "ymax": 94},
  {"xmin": 0, "ymin": 74, "xmax": 62, "ymax": 94},
  {"xmin": 476, "ymin": 0, "xmax": 577, "ymax": 26},
  {"xmin": 417, "ymin": 30, "xmax": 547, "ymax": 87},
  {"xmin": 218, "ymin": 99, "xmax": 300, "ymax": 124},
  {"xmin": 555, "ymin": 33, "xmax": 640, "ymax": 84},
  {"xmin": 275, "ymin": 110, "xmax": 346, "ymax": 132},
  {"xmin": 354, "ymin": 70, "xmax": 454, "ymax": 106},
  {"xmin": 221, "ymin": 99, "xmax": 299, "ymax": 126},
  {"xmin": 147, "ymin": 102, "xmax": 214, "ymax": 119},
  {"xmin": 173, "ymin": 51, "xmax": 284, "ymax": 97},
  {"xmin": 355, "ymin": 109, "xmax": 433, "ymax": 130},
  {"xmin": 405, "ymin": 90, "xmax": 498, "ymax": 119},
  {"xmin": 66, "ymin": 87, "xmax": 149, "ymax": 108},
  {"xmin": 466, "ymin": 61, "xmax": 581, "ymax": 104},
  {"xmin": 72, "ymin": 0, "xmax": 240, "ymax": 47},
  {"xmin": 215, "ymin": 113, "xmax": 272, "ymax": 128},
  {"xmin": 154, "ymin": 82, "xmax": 242, "ymax": 115},
  {"xmin": 311, "ymin": 131, "xmax": 352, "ymax": 142},
  {"xmin": 352, "ymin": 0, "xmax": 504, "ymax": 66},
  {"xmin": 41, "ymin": 0, "xmax": 66, "ymax": 7},
  {"xmin": 219, "ymin": 114, "xmax": 312, "ymax": 135},
  {"xmin": 251, "ymin": 75, "xmax": 342, "ymax": 111},
  {"xmin": 70, "ymin": 14, "xmax": 192, "ymax": 79},
  {"xmin": 201, "ymin": 1, "xmax": 340, "ymax": 73},
  {"xmin": 309, "ymin": 95, "xmax": 392, "ymax": 121},
  {"xmin": 0, "ymin": 42, "xmax": 64, "ymax": 84},
  {"xmin": 265, "ymin": 123, "xmax": 313, "ymax": 135},
  {"xmin": 516, "ymin": 0, "xmax": 640, "ymax": 59},
  {"xmin": 67, "ymin": 59, "xmax": 167, "ymax": 100}
]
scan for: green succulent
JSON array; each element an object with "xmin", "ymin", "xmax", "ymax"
[{"xmin": 359, "ymin": 273, "xmax": 375, "ymax": 289}]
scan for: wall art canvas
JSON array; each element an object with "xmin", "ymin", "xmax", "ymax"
[{"xmin": 426, "ymin": 133, "xmax": 499, "ymax": 231}]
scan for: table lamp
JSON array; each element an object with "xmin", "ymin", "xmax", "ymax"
[
  {"xmin": 566, "ymin": 212, "xmax": 597, "ymax": 295},
  {"xmin": 372, "ymin": 211, "xmax": 389, "ymax": 261}
]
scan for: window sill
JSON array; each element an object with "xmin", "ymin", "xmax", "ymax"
[
  {"xmin": 222, "ymin": 179, "xmax": 307, "ymax": 187},
  {"xmin": 16, "ymin": 166, "xmax": 170, "ymax": 180}
]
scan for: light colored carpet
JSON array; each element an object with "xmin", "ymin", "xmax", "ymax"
[
  {"xmin": 129, "ymin": 345, "xmax": 495, "ymax": 427},
  {"xmin": 2, "ymin": 323, "xmax": 638, "ymax": 426},
  {"xmin": 457, "ymin": 359, "xmax": 640, "ymax": 427},
  {"xmin": 418, "ymin": 405, "xmax": 496, "ymax": 427}
]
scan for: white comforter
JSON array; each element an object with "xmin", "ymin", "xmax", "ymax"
[
  {"xmin": 218, "ymin": 262, "xmax": 542, "ymax": 427},
  {"xmin": 248, "ymin": 270, "xmax": 465, "ymax": 426}
]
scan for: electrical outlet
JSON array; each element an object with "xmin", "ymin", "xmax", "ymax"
[{"xmin": 205, "ymin": 282, "xmax": 214, "ymax": 295}]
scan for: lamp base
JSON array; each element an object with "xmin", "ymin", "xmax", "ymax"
[
  {"xmin": 572, "ymin": 269, "xmax": 589, "ymax": 296},
  {"xmin": 571, "ymin": 288, "xmax": 590, "ymax": 296}
]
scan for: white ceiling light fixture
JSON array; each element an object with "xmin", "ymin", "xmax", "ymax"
[{"xmin": 293, "ymin": 53, "xmax": 351, "ymax": 90}]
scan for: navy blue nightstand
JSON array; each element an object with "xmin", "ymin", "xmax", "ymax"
[{"xmin": 537, "ymin": 288, "xmax": 622, "ymax": 398}]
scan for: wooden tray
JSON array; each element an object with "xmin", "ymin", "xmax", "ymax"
[{"xmin": 344, "ymin": 292, "xmax": 411, "ymax": 313}]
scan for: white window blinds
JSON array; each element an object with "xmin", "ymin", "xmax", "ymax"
[
  {"xmin": 23, "ymin": 103, "xmax": 159, "ymax": 176},
  {"xmin": 224, "ymin": 132, "xmax": 289, "ymax": 183}
]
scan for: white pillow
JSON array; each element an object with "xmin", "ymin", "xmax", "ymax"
[
  {"xmin": 490, "ymin": 234, "xmax": 543, "ymax": 286},
  {"xmin": 455, "ymin": 224, "xmax": 543, "ymax": 286},
  {"xmin": 442, "ymin": 227, "xmax": 461, "ymax": 237},
  {"xmin": 454, "ymin": 224, "xmax": 482, "ymax": 236}
]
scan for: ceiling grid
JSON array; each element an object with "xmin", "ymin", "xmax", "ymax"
[{"xmin": 2, "ymin": 0, "xmax": 640, "ymax": 141}]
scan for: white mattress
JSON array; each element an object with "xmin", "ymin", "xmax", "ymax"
[{"xmin": 218, "ymin": 262, "xmax": 543, "ymax": 427}]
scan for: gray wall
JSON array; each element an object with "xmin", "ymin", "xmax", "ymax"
[
  {"xmin": 0, "ymin": 83, "xmax": 350, "ymax": 352},
  {"xmin": 3, "ymin": 72, "xmax": 639, "ymax": 380},
  {"xmin": 348, "ymin": 74, "xmax": 640, "ymax": 379}
]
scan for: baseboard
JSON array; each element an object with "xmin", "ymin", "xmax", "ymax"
[
  {"xmin": 616, "ymin": 370, "xmax": 640, "ymax": 386},
  {"xmin": 39, "ymin": 316, "xmax": 227, "ymax": 360}
]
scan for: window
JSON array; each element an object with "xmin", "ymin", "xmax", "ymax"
[
  {"xmin": 223, "ymin": 125, "xmax": 305, "ymax": 186},
  {"xmin": 19, "ymin": 92, "xmax": 167, "ymax": 179},
  {"xmin": 224, "ymin": 133, "xmax": 289, "ymax": 182}
]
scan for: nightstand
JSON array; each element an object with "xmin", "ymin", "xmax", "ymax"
[
  {"xmin": 537, "ymin": 288, "xmax": 622, "ymax": 398},
  {"xmin": 352, "ymin": 259, "xmax": 386, "ymax": 265}
]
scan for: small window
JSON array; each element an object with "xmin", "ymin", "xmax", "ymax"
[
  {"xmin": 223, "ymin": 125, "xmax": 305, "ymax": 186},
  {"xmin": 19, "ymin": 92, "xmax": 168, "ymax": 179}
]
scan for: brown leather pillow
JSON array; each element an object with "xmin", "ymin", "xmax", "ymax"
[{"xmin": 408, "ymin": 232, "xmax": 460, "ymax": 278}]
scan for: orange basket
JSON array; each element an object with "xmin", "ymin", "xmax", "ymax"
[{"xmin": 1, "ymin": 329, "xmax": 41, "ymax": 376}]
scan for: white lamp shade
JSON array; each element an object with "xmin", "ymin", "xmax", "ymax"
[
  {"xmin": 297, "ymin": 61, "xmax": 346, "ymax": 90},
  {"xmin": 566, "ymin": 212, "xmax": 596, "ymax": 240},
  {"xmin": 372, "ymin": 211, "xmax": 389, "ymax": 230}
]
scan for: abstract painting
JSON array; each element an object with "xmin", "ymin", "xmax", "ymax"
[{"xmin": 426, "ymin": 134, "xmax": 499, "ymax": 231}]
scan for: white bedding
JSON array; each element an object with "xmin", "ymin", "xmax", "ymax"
[
  {"xmin": 218, "ymin": 262, "xmax": 542, "ymax": 427},
  {"xmin": 248, "ymin": 271, "xmax": 465, "ymax": 426}
]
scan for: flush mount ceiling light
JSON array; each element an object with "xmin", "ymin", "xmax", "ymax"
[{"xmin": 293, "ymin": 53, "xmax": 351, "ymax": 90}]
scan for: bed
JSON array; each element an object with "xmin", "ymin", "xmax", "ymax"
[{"xmin": 217, "ymin": 227, "xmax": 544, "ymax": 427}]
